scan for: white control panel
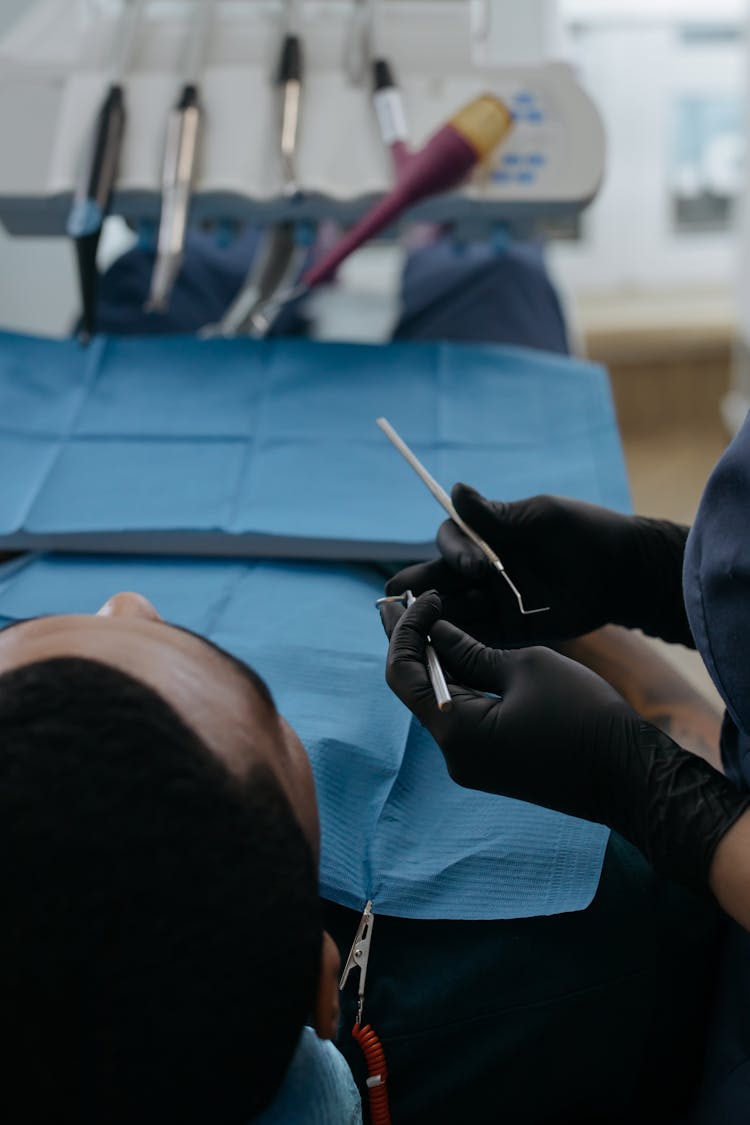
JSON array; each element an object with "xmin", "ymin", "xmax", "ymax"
[{"xmin": 0, "ymin": 0, "xmax": 605, "ymax": 235}]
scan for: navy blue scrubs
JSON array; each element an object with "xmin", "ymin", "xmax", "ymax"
[{"xmin": 684, "ymin": 410, "xmax": 750, "ymax": 1124}]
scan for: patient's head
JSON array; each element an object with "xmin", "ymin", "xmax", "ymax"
[{"xmin": 0, "ymin": 592, "xmax": 340, "ymax": 1125}]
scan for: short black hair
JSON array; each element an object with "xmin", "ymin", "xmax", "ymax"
[{"xmin": 0, "ymin": 656, "xmax": 322, "ymax": 1125}]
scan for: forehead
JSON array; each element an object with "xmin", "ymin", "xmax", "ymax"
[
  {"xmin": 0, "ymin": 613, "xmax": 277, "ymax": 776},
  {"xmin": 0, "ymin": 611, "xmax": 320, "ymax": 856}
]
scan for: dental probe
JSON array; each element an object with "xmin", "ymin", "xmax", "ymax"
[
  {"xmin": 377, "ymin": 592, "xmax": 452, "ymax": 712},
  {"xmin": 375, "ymin": 417, "xmax": 549, "ymax": 617}
]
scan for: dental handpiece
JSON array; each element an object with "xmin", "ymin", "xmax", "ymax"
[
  {"xmin": 145, "ymin": 82, "xmax": 201, "ymax": 312},
  {"xmin": 278, "ymin": 32, "xmax": 303, "ymax": 195},
  {"xmin": 146, "ymin": 0, "xmax": 215, "ymax": 313},
  {"xmin": 377, "ymin": 592, "xmax": 452, "ymax": 712},
  {"xmin": 300, "ymin": 93, "xmax": 513, "ymax": 289}
]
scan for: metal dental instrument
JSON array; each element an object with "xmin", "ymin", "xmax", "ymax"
[
  {"xmin": 237, "ymin": 0, "xmax": 308, "ymax": 335},
  {"xmin": 339, "ymin": 899, "xmax": 374, "ymax": 1027},
  {"xmin": 146, "ymin": 0, "xmax": 215, "ymax": 313},
  {"xmin": 144, "ymin": 79, "xmax": 201, "ymax": 312},
  {"xmin": 67, "ymin": 0, "xmax": 146, "ymax": 342},
  {"xmin": 278, "ymin": 0, "xmax": 303, "ymax": 196},
  {"xmin": 201, "ymin": 223, "xmax": 299, "ymax": 338},
  {"xmin": 233, "ymin": 223, "xmax": 311, "ymax": 336},
  {"xmin": 202, "ymin": 0, "xmax": 307, "ymax": 338},
  {"xmin": 376, "ymin": 417, "xmax": 549, "ymax": 617},
  {"xmin": 238, "ymin": 280, "xmax": 309, "ymax": 337},
  {"xmin": 377, "ymin": 591, "xmax": 453, "ymax": 712}
]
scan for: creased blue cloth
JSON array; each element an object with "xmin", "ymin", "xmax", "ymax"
[
  {"xmin": 0, "ymin": 329, "xmax": 630, "ymax": 557},
  {"xmin": 0, "ymin": 553, "xmax": 609, "ymax": 920}
]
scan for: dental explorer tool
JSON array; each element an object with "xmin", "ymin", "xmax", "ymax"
[
  {"xmin": 145, "ymin": 0, "xmax": 216, "ymax": 313},
  {"xmin": 375, "ymin": 417, "xmax": 549, "ymax": 617},
  {"xmin": 67, "ymin": 0, "xmax": 146, "ymax": 342},
  {"xmin": 376, "ymin": 592, "xmax": 453, "ymax": 712}
]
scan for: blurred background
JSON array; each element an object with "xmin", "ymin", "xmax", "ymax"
[{"xmin": 550, "ymin": 0, "xmax": 746, "ymax": 535}]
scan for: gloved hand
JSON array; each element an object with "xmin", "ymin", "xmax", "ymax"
[
  {"xmin": 382, "ymin": 592, "xmax": 750, "ymax": 895},
  {"xmin": 386, "ymin": 484, "xmax": 693, "ymax": 647}
]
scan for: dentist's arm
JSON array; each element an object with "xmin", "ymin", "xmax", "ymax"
[{"xmin": 556, "ymin": 625, "xmax": 723, "ymax": 771}]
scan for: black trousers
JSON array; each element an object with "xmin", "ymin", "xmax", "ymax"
[{"xmin": 324, "ymin": 833, "xmax": 722, "ymax": 1125}]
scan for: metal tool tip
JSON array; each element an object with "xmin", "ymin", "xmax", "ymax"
[{"xmin": 143, "ymin": 298, "xmax": 166, "ymax": 315}]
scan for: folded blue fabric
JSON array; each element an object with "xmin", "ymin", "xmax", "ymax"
[
  {"xmin": 0, "ymin": 329, "xmax": 630, "ymax": 557},
  {"xmin": 0, "ymin": 553, "xmax": 609, "ymax": 920}
]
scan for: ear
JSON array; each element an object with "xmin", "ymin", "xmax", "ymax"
[{"xmin": 313, "ymin": 931, "xmax": 341, "ymax": 1040}]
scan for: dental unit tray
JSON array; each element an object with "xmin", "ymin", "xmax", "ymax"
[
  {"xmin": 0, "ymin": 0, "xmax": 604, "ymax": 236},
  {"xmin": 0, "ymin": 330, "xmax": 630, "ymax": 559}
]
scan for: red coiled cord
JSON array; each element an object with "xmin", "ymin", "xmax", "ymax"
[{"xmin": 352, "ymin": 1022, "xmax": 391, "ymax": 1125}]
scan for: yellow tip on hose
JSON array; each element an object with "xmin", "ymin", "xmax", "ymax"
[{"xmin": 448, "ymin": 93, "xmax": 514, "ymax": 159}]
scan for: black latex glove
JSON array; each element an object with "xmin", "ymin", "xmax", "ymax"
[
  {"xmin": 386, "ymin": 484, "xmax": 694, "ymax": 647},
  {"xmin": 381, "ymin": 592, "xmax": 750, "ymax": 895}
]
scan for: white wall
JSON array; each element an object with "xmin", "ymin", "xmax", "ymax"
[
  {"xmin": 548, "ymin": 13, "xmax": 746, "ymax": 296},
  {"xmin": 0, "ymin": 0, "xmax": 77, "ymax": 336}
]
